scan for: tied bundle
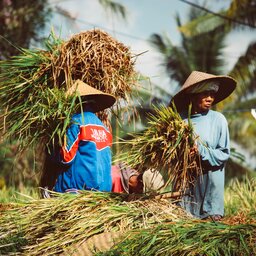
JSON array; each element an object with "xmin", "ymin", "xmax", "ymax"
[
  {"xmin": 0, "ymin": 191, "xmax": 188, "ymax": 255},
  {"xmin": 117, "ymin": 105, "xmax": 202, "ymax": 193},
  {"xmin": 0, "ymin": 29, "xmax": 139, "ymax": 149},
  {"xmin": 1, "ymin": 177, "xmax": 256, "ymax": 255}
]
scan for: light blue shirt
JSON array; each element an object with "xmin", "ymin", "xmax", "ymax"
[{"xmin": 180, "ymin": 110, "xmax": 230, "ymax": 219}]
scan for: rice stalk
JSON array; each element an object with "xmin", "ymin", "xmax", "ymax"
[
  {"xmin": 101, "ymin": 218, "xmax": 256, "ymax": 256},
  {"xmin": 225, "ymin": 176, "xmax": 256, "ymax": 215},
  {"xmin": 0, "ymin": 191, "xmax": 188, "ymax": 255},
  {"xmin": 116, "ymin": 105, "xmax": 202, "ymax": 192},
  {"xmin": 0, "ymin": 29, "xmax": 139, "ymax": 150}
]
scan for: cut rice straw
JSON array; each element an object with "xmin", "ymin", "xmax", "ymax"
[
  {"xmin": 0, "ymin": 29, "xmax": 140, "ymax": 150},
  {"xmin": 0, "ymin": 191, "xmax": 189, "ymax": 255},
  {"xmin": 116, "ymin": 104, "xmax": 202, "ymax": 193}
]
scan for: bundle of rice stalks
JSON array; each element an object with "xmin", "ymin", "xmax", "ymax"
[
  {"xmin": 52, "ymin": 30, "xmax": 138, "ymax": 100},
  {"xmin": 225, "ymin": 176, "xmax": 256, "ymax": 215},
  {"xmin": 0, "ymin": 191, "xmax": 189, "ymax": 255},
  {"xmin": 101, "ymin": 217, "xmax": 256, "ymax": 256},
  {"xmin": 0, "ymin": 29, "xmax": 139, "ymax": 149},
  {"xmin": 117, "ymin": 105, "xmax": 202, "ymax": 192}
]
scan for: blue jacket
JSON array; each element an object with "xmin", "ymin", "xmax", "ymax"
[{"xmin": 54, "ymin": 111, "xmax": 112, "ymax": 193}]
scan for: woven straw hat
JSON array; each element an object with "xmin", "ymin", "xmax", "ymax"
[
  {"xmin": 171, "ymin": 71, "xmax": 237, "ymax": 112},
  {"xmin": 67, "ymin": 79, "xmax": 116, "ymax": 112}
]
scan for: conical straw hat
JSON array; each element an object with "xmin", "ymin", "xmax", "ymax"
[
  {"xmin": 67, "ymin": 79, "xmax": 116, "ymax": 112},
  {"xmin": 171, "ymin": 71, "xmax": 237, "ymax": 112}
]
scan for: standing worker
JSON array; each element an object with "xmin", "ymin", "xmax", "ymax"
[
  {"xmin": 170, "ymin": 71, "xmax": 236, "ymax": 221},
  {"xmin": 41, "ymin": 80, "xmax": 116, "ymax": 194}
]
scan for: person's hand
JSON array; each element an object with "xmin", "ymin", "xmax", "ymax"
[{"xmin": 189, "ymin": 145, "xmax": 198, "ymax": 158}]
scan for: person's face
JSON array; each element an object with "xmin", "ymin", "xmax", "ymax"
[
  {"xmin": 129, "ymin": 175, "xmax": 143, "ymax": 193},
  {"xmin": 191, "ymin": 91, "xmax": 216, "ymax": 113}
]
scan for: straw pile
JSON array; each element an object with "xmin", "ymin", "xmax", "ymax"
[
  {"xmin": 0, "ymin": 179, "xmax": 255, "ymax": 256},
  {"xmin": 103, "ymin": 218, "xmax": 256, "ymax": 256},
  {"xmin": 0, "ymin": 191, "xmax": 189, "ymax": 255},
  {"xmin": 0, "ymin": 29, "xmax": 139, "ymax": 149},
  {"xmin": 117, "ymin": 105, "xmax": 202, "ymax": 192}
]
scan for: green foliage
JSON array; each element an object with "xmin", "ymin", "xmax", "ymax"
[
  {"xmin": 179, "ymin": 0, "xmax": 256, "ymax": 37},
  {"xmin": 117, "ymin": 105, "xmax": 201, "ymax": 191},
  {"xmin": 0, "ymin": 0, "xmax": 52, "ymax": 59},
  {"xmin": 225, "ymin": 176, "xmax": 256, "ymax": 215},
  {"xmin": 0, "ymin": 186, "xmax": 39, "ymax": 203},
  {"xmin": 0, "ymin": 232, "xmax": 27, "ymax": 255},
  {"xmin": 149, "ymin": 4, "xmax": 227, "ymax": 89},
  {"xmin": 99, "ymin": 0, "xmax": 127, "ymax": 19}
]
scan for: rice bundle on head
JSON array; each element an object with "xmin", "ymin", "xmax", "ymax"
[
  {"xmin": 52, "ymin": 29, "xmax": 138, "ymax": 102},
  {"xmin": 117, "ymin": 105, "xmax": 202, "ymax": 193},
  {"xmin": 0, "ymin": 29, "xmax": 139, "ymax": 150}
]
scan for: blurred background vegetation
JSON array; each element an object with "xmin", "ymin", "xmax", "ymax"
[{"xmin": 0, "ymin": 0, "xmax": 255, "ymax": 194}]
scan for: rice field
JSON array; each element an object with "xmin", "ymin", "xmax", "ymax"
[
  {"xmin": 0, "ymin": 29, "xmax": 255, "ymax": 256},
  {"xmin": 0, "ymin": 177, "xmax": 255, "ymax": 256}
]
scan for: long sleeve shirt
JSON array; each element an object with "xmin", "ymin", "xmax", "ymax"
[
  {"xmin": 53, "ymin": 111, "xmax": 112, "ymax": 193},
  {"xmin": 180, "ymin": 110, "xmax": 230, "ymax": 218}
]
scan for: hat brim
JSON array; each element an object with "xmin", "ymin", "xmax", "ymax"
[
  {"xmin": 67, "ymin": 80, "xmax": 116, "ymax": 112},
  {"xmin": 171, "ymin": 75, "xmax": 236, "ymax": 112},
  {"xmin": 81, "ymin": 94, "xmax": 116, "ymax": 112}
]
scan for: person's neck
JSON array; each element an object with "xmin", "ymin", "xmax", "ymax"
[{"xmin": 191, "ymin": 107, "xmax": 209, "ymax": 115}]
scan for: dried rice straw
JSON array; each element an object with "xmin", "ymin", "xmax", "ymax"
[
  {"xmin": 0, "ymin": 191, "xmax": 188, "ymax": 255},
  {"xmin": 116, "ymin": 105, "xmax": 202, "ymax": 193},
  {"xmin": 0, "ymin": 29, "xmax": 139, "ymax": 149}
]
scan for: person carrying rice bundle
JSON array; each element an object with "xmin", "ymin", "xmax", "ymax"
[
  {"xmin": 43, "ymin": 80, "xmax": 116, "ymax": 194},
  {"xmin": 170, "ymin": 70, "xmax": 237, "ymax": 221},
  {"xmin": 0, "ymin": 28, "xmax": 139, "ymax": 195}
]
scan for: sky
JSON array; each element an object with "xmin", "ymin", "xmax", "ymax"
[
  {"xmin": 47, "ymin": 0, "xmax": 256, "ymax": 168},
  {"xmin": 48, "ymin": 0, "xmax": 256, "ymax": 96}
]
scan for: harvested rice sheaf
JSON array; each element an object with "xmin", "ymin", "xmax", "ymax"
[
  {"xmin": 117, "ymin": 105, "xmax": 202, "ymax": 192},
  {"xmin": 0, "ymin": 191, "xmax": 189, "ymax": 255},
  {"xmin": 0, "ymin": 29, "xmax": 139, "ymax": 149},
  {"xmin": 52, "ymin": 30, "xmax": 138, "ymax": 100},
  {"xmin": 0, "ymin": 191, "xmax": 255, "ymax": 256}
]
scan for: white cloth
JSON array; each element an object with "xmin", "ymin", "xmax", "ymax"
[{"xmin": 143, "ymin": 169, "xmax": 165, "ymax": 193}]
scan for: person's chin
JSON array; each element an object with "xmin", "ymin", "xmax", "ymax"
[{"xmin": 204, "ymin": 105, "xmax": 211, "ymax": 110}]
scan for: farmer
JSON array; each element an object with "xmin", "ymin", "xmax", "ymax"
[
  {"xmin": 170, "ymin": 71, "xmax": 236, "ymax": 221},
  {"xmin": 43, "ymin": 79, "xmax": 116, "ymax": 194},
  {"xmin": 111, "ymin": 162, "xmax": 165, "ymax": 194}
]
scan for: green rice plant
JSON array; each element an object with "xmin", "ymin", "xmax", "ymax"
[
  {"xmin": 116, "ymin": 105, "xmax": 202, "ymax": 192},
  {"xmin": 100, "ymin": 220, "xmax": 256, "ymax": 256},
  {"xmin": 0, "ymin": 187, "xmax": 39, "ymax": 203},
  {"xmin": 0, "ymin": 29, "xmax": 139, "ymax": 151},
  {"xmin": 225, "ymin": 176, "xmax": 256, "ymax": 215},
  {"xmin": 0, "ymin": 191, "xmax": 188, "ymax": 255}
]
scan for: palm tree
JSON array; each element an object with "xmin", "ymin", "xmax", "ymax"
[
  {"xmin": 179, "ymin": 0, "xmax": 256, "ymax": 36},
  {"xmin": 149, "ymin": 6, "xmax": 227, "ymax": 96}
]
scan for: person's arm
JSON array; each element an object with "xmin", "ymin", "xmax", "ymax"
[
  {"xmin": 60, "ymin": 121, "xmax": 80, "ymax": 165},
  {"xmin": 198, "ymin": 117, "xmax": 230, "ymax": 170}
]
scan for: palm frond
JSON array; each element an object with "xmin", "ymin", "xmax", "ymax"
[
  {"xmin": 179, "ymin": 0, "xmax": 256, "ymax": 37},
  {"xmin": 229, "ymin": 41, "xmax": 256, "ymax": 98}
]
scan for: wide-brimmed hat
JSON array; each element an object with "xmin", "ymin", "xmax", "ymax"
[
  {"xmin": 170, "ymin": 71, "xmax": 237, "ymax": 112},
  {"xmin": 66, "ymin": 79, "xmax": 116, "ymax": 112}
]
